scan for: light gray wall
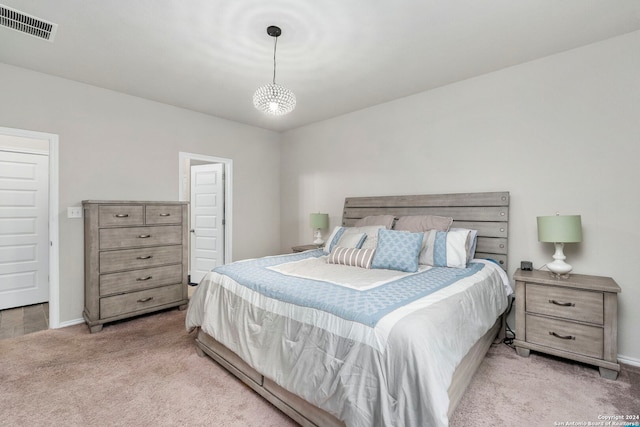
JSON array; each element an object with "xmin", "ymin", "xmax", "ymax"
[
  {"xmin": 280, "ymin": 31, "xmax": 640, "ymax": 362},
  {"xmin": 0, "ymin": 63, "xmax": 281, "ymax": 325}
]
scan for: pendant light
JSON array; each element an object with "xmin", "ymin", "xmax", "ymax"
[{"xmin": 253, "ymin": 25, "xmax": 296, "ymax": 116}]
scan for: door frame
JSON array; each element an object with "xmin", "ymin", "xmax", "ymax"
[
  {"xmin": 178, "ymin": 152, "xmax": 233, "ymax": 265},
  {"xmin": 0, "ymin": 126, "xmax": 60, "ymax": 328}
]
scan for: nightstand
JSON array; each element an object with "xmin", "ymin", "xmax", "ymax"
[
  {"xmin": 513, "ymin": 269, "xmax": 621, "ymax": 379},
  {"xmin": 292, "ymin": 244, "xmax": 322, "ymax": 253}
]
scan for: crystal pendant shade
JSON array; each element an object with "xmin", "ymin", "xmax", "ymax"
[
  {"xmin": 254, "ymin": 25, "xmax": 296, "ymax": 116},
  {"xmin": 253, "ymin": 83, "xmax": 296, "ymax": 116}
]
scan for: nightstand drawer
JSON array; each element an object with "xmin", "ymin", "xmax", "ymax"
[
  {"xmin": 525, "ymin": 314, "xmax": 603, "ymax": 359},
  {"xmin": 99, "ymin": 225, "xmax": 182, "ymax": 249},
  {"xmin": 526, "ymin": 283, "xmax": 603, "ymax": 324}
]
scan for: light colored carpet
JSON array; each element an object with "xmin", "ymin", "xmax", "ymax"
[
  {"xmin": 1, "ymin": 309, "xmax": 638, "ymax": 426},
  {"xmin": 450, "ymin": 341, "xmax": 640, "ymax": 427},
  {"xmin": 0, "ymin": 309, "xmax": 296, "ymax": 427}
]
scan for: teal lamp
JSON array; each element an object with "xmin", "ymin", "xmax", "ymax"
[
  {"xmin": 310, "ymin": 213, "xmax": 329, "ymax": 245},
  {"xmin": 537, "ymin": 214, "xmax": 582, "ymax": 275}
]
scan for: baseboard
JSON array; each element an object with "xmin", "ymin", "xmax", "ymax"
[
  {"xmin": 55, "ymin": 318, "xmax": 85, "ymax": 329},
  {"xmin": 618, "ymin": 354, "xmax": 640, "ymax": 368}
]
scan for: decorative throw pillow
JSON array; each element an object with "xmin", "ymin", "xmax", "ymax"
[
  {"xmin": 354, "ymin": 215, "xmax": 395, "ymax": 229},
  {"xmin": 352, "ymin": 225, "xmax": 386, "ymax": 250},
  {"xmin": 394, "ymin": 215, "xmax": 453, "ymax": 232},
  {"xmin": 419, "ymin": 229, "xmax": 470, "ymax": 268},
  {"xmin": 371, "ymin": 229, "xmax": 424, "ymax": 273},
  {"xmin": 336, "ymin": 232, "xmax": 366, "ymax": 249},
  {"xmin": 327, "ymin": 246, "xmax": 376, "ymax": 269},
  {"xmin": 323, "ymin": 225, "xmax": 385, "ymax": 253}
]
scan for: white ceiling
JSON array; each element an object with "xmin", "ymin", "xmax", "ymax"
[{"xmin": 2, "ymin": 1, "xmax": 640, "ymax": 132}]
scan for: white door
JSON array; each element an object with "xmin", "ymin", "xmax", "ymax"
[
  {"xmin": 190, "ymin": 163, "xmax": 224, "ymax": 284},
  {"xmin": 0, "ymin": 150, "xmax": 49, "ymax": 310}
]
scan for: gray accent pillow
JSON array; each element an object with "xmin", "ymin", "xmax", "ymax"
[
  {"xmin": 394, "ymin": 215, "xmax": 453, "ymax": 232},
  {"xmin": 354, "ymin": 215, "xmax": 395, "ymax": 229}
]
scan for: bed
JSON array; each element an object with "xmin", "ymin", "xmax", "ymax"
[{"xmin": 186, "ymin": 192, "xmax": 511, "ymax": 427}]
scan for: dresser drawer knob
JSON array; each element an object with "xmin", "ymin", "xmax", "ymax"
[
  {"xmin": 136, "ymin": 276, "xmax": 153, "ymax": 281},
  {"xmin": 549, "ymin": 299, "xmax": 575, "ymax": 307},
  {"xmin": 137, "ymin": 297, "xmax": 154, "ymax": 303},
  {"xmin": 549, "ymin": 331, "xmax": 575, "ymax": 340},
  {"xmin": 114, "ymin": 214, "xmax": 129, "ymax": 218},
  {"xmin": 136, "ymin": 255, "xmax": 153, "ymax": 260},
  {"xmin": 138, "ymin": 234, "xmax": 151, "ymax": 238},
  {"xmin": 159, "ymin": 213, "xmax": 171, "ymax": 217}
]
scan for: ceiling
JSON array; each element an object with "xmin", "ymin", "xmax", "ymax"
[{"xmin": 2, "ymin": 1, "xmax": 640, "ymax": 132}]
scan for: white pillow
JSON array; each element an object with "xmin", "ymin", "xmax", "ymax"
[{"xmin": 449, "ymin": 228, "xmax": 478, "ymax": 263}]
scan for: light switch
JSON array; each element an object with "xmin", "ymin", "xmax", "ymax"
[{"xmin": 68, "ymin": 207, "xmax": 83, "ymax": 218}]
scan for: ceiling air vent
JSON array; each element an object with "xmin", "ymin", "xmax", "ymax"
[{"xmin": 0, "ymin": 4, "xmax": 57, "ymax": 41}]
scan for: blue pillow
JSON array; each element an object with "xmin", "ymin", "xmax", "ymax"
[{"xmin": 371, "ymin": 229, "xmax": 424, "ymax": 273}]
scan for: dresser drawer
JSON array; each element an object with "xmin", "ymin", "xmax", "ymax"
[
  {"xmin": 99, "ymin": 205, "xmax": 144, "ymax": 227},
  {"xmin": 525, "ymin": 314, "xmax": 603, "ymax": 359},
  {"xmin": 99, "ymin": 265, "xmax": 183, "ymax": 296},
  {"xmin": 100, "ymin": 245, "xmax": 182, "ymax": 273},
  {"xmin": 145, "ymin": 205, "xmax": 183, "ymax": 225},
  {"xmin": 526, "ymin": 284, "xmax": 603, "ymax": 324},
  {"xmin": 100, "ymin": 283, "xmax": 183, "ymax": 318},
  {"xmin": 99, "ymin": 225, "xmax": 182, "ymax": 250}
]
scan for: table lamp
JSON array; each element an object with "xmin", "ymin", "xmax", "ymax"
[
  {"xmin": 310, "ymin": 213, "xmax": 329, "ymax": 245},
  {"xmin": 537, "ymin": 214, "xmax": 582, "ymax": 276}
]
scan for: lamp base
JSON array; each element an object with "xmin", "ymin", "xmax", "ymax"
[
  {"xmin": 313, "ymin": 229, "xmax": 324, "ymax": 246},
  {"xmin": 547, "ymin": 242, "xmax": 573, "ymax": 275}
]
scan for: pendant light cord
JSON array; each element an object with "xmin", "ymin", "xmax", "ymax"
[{"xmin": 272, "ymin": 35, "xmax": 278, "ymax": 85}]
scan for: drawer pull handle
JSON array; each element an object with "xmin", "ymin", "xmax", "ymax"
[
  {"xmin": 137, "ymin": 297, "xmax": 154, "ymax": 303},
  {"xmin": 114, "ymin": 214, "xmax": 129, "ymax": 218},
  {"xmin": 138, "ymin": 234, "xmax": 151, "ymax": 238},
  {"xmin": 136, "ymin": 255, "xmax": 153, "ymax": 260},
  {"xmin": 549, "ymin": 299, "xmax": 575, "ymax": 307},
  {"xmin": 159, "ymin": 213, "xmax": 171, "ymax": 217},
  {"xmin": 549, "ymin": 331, "xmax": 575, "ymax": 340},
  {"xmin": 136, "ymin": 276, "xmax": 153, "ymax": 281}
]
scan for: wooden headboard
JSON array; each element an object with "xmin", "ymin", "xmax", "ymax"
[{"xmin": 342, "ymin": 191, "xmax": 509, "ymax": 270}]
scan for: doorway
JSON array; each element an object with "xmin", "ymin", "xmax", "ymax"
[
  {"xmin": 0, "ymin": 127, "xmax": 60, "ymax": 329},
  {"xmin": 178, "ymin": 152, "xmax": 232, "ymax": 285}
]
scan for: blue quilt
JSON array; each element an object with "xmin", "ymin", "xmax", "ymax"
[{"xmin": 214, "ymin": 250, "xmax": 484, "ymax": 327}]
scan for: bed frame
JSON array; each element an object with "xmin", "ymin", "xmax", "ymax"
[{"xmin": 195, "ymin": 191, "xmax": 510, "ymax": 426}]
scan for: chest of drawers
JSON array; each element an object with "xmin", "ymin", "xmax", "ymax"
[
  {"xmin": 83, "ymin": 201, "xmax": 189, "ymax": 332},
  {"xmin": 513, "ymin": 269, "xmax": 621, "ymax": 379}
]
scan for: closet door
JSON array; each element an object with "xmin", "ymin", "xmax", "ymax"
[{"xmin": 0, "ymin": 150, "xmax": 49, "ymax": 310}]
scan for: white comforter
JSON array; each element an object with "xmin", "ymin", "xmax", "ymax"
[{"xmin": 186, "ymin": 254, "xmax": 510, "ymax": 427}]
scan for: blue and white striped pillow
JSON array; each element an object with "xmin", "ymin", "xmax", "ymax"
[
  {"xmin": 371, "ymin": 229, "xmax": 424, "ymax": 273},
  {"xmin": 323, "ymin": 226, "xmax": 384, "ymax": 254},
  {"xmin": 419, "ymin": 229, "xmax": 470, "ymax": 268}
]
